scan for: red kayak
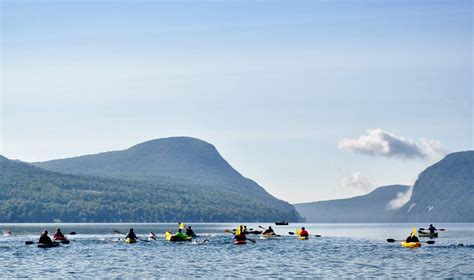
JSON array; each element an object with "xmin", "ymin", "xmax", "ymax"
[
  {"xmin": 234, "ymin": 240, "xmax": 247, "ymax": 245},
  {"xmin": 53, "ymin": 236, "xmax": 70, "ymax": 244}
]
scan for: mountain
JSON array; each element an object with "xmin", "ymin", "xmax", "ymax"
[
  {"xmin": 393, "ymin": 151, "xmax": 474, "ymax": 222},
  {"xmin": 294, "ymin": 185, "xmax": 410, "ymax": 223},
  {"xmin": 1, "ymin": 137, "xmax": 300, "ymax": 222},
  {"xmin": 35, "ymin": 137, "xmax": 269, "ymax": 196}
]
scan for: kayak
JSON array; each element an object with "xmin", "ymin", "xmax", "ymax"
[
  {"xmin": 299, "ymin": 236, "xmax": 309, "ymax": 240},
  {"xmin": 401, "ymin": 241, "xmax": 421, "ymax": 248},
  {"xmin": 54, "ymin": 237, "xmax": 70, "ymax": 244},
  {"xmin": 165, "ymin": 231, "xmax": 192, "ymax": 242},
  {"xmin": 260, "ymin": 233, "xmax": 279, "ymax": 240},
  {"xmin": 125, "ymin": 238, "xmax": 137, "ymax": 244},
  {"xmin": 418, "ymin": 231, "xmax": 438, "ymax": 238},
  {"xmin": 38, "ymin": 242, "xmax": 60, "ymax": 248},
  {"xmin": 275, "ymin": 221, "xmax": 288, "ymax": 225},
  {"xmin": 234, "ymin": 240, "xmax": 247, "ymax": 245}
]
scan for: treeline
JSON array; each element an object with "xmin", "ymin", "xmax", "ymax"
[{"xmin": 0, "ymin": 158, "xmax": 299, "ymax": 222}]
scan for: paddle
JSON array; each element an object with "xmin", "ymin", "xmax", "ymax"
[
  {"xmin": 288, "ymin": 232, "xmax": 322, "ymax": 237},
  {"xmin": 232, "ymin": 228, "xmax": 254, "ymax": 232},
  {"xmin": 386, "ymin": 239, "xmax": 435, "ymax": 244},
  {"xmin": 420, "ymin": 228, "xmax": 445, "ymax": 231},
  {"xmin": 113, "ymin": 229, "xmax": 148, "ymax": 242}
]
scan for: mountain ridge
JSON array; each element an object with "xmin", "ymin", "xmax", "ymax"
[
  {"xmin": 1, "ymin": 137, "xmax": 301, "ymax": 222},
  {"xmin": 393, "ymin": 151, "xmax": 474, "ymax": 222},
  {"xmin": 295, "ymin": 185, "xmax": 410, "ymax": 223}
]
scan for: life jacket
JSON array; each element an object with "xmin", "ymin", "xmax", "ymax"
[{"xmin": 299, "ymin": 230, "xmax": 309, "ymax": 237}]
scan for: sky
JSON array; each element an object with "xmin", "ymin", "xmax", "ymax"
[{"xmin": 1, "ymin": 0, "xmax": 472, "ymax": 203}]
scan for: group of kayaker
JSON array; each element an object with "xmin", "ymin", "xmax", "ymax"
[
  {"xmin": 404, "ymin": 224, "xmax": 438, "ymax": 244},
  {"xmin": 33, "ymin": 224, "xmax": 437, "ymax": 246},
  {"xmin": 38, "ymin": 228, "xmax": 67, "ymax": 245},
  {"xmin": 232, "ymin": 225, "xmax": 309, "ymax": 244}
]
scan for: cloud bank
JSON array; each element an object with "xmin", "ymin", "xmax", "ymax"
[
  {"xmin": 386, "ymin": 186, "xmax": 413, "ymax": 210},
  {"xmin": 338, "ymin": 128, "xmax": 448, "ymax": 160},
  {"xmin": 420, "ymin": 138, "xmax": 449, "ymax": 161},
  {"xmin": 340, "ymin": 172, "xmax": 374, "ymax": 192}
]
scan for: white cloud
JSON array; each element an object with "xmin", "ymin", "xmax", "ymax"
[
  {"xmin": 340, "ymin": 172, "xmax": 374, "ymax": 192},
  {"xmin": 386, "ymin": 186, "xmax": 413, "ymax": 210},
  {"xmin": 338, "ymin": 128, "xmax": 448, "ymax": 160},
  {"xmin": 420, "ymin": 138, "xmax": 449, "ymax": 161}
]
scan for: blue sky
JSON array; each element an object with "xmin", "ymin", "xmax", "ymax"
[{"xmin": 1, "ymin": 0, "xmax": 472, "ymax": 203}]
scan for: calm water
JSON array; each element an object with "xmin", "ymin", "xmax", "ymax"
[{"xmin": 0, "ymin": 223, "xmax": 473, "ymax": 278}]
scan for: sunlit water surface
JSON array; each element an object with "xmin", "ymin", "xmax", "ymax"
[{"xmin": 0, "ymin": 223, "xmax": 473, "ymax": 278}]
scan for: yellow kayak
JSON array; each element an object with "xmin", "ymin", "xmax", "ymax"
[
  {"xmin": 401, "ymin": 241, "xmax": 421, "ymax": 248},
  {"xmin": 165, "ymin": 231, "xmax": 192, "ymax": 242},
  {"xmin": 125, "ymin": 238, "xmax": 136, "ymax": 244}
]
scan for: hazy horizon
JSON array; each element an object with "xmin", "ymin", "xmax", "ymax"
[{"xmin": 1, "ymin": 0, "xmax": 472, "ymax": 203}]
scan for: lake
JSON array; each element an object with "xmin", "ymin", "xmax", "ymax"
[{"xmin": 0, "ymin": 223, "xmax": 473, "ymax": 278}]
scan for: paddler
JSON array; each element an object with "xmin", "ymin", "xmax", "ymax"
[
  {"xmin": 428, "ymin": 224, "xmax": 437, "ymax": 234},
  {"xmin": 298, "ymin": 227, "xmax": 309, "ymax": 238},
  {"xmin": 53, "ymin": 228, "xmax": 65, "ymax": 240},
  {"xmin": 38, "ymin": 230, "xmax": 53, "ymax": 245},
  {"xmin": 405, "ymin": 227, "xmax": 420, "ymax": 243},
  {"xmin": 175, "ymin": 228, "xmax": 187, "ymax": 238},
  {"xmin": 262, "ymin": 226, "xmax": 275, "ymax": 236},
  {"xmin": 234, "ymin": 225, "xmax": 246, "ymax": 242},
  {"xmin": 186, "ymin": 226, "xmax": 196, "ymax": 237},
  {"xmin": 125, "ymin": 228, "xmax": 137, "ymax": 241}
]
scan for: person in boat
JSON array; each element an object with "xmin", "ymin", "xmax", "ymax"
[
  {"xmin": 299, "ymin": 227, "xmax": 309, "ymax": 238},
  {"xmin": 149, "ymin": 232, "xmax": 157, "ymax": 240},
  {"xmin": 428, "ymin": 224, "xmax": 437, "ymax": 234},
  {"xmin": 175, "ymin": 228, "xmax": 187, "ymax": 238},
  {"xmin": 186, "ymin": 226, "xmax": 196, "ymax": 237},
  {"xmin": 405, "ymin": 228, "xmax": 420, "ymax": 243},
  {"xmin": 262, "ymin": 226, "xmax": 275, "ymax": 236},
  {"xmin": 53, "ymin": 228, "xmax": 65, "ymax": 240},
  {"xmin": 125, "ymin": 228, "xmax": 137, "ymax": 241},
  {"xmin": 38, "ymin": 230, "xmax": 53, "ymax": 245},
  {"xmin": 234, "ymin": 225, "xmax": 246, "ymax": 241}
]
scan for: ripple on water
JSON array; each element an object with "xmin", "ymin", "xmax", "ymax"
[{"xmin": 0, "ymin": 224, "xmax": 473, "ymax": 278}]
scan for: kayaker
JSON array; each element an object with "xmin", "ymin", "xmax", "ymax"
[
  {"xmin": 53, "ymin": 228, "xmax": 65, "ymax": 240},
  {"xmin": 262, "ymin": 226, "xmax": 275, "ymax": 235},
  {"xmin": 38, "ymin": 230, "xmax": 53, "ymax": 245},
  {"xmin": 234, "ymin": 226, "xmax": 246, "ymax": 242},
  {"xmin": 175, "ymin": 228, "xmax": 187, "ymax": 238},
  {"xmin": 428, "ymin": 224, "xmax": 437, "ymax": 234},
  {"xmin": 125, "ymin": 228, "xmax": 137, "ymax": 241},
  {"xmin": 405, "ymin": 228, "xmax": 420, "ymax": 243},
  {"xmin": 186, "ymin": 226, "xmax": 196, "ymax": 237},
  {"xmin": 299, "ymin": 227, "xmax": 309, "ymax": 238}
]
